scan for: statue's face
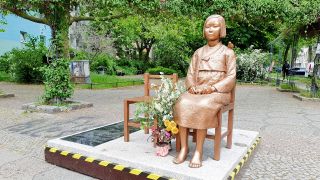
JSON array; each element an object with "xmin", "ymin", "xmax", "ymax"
[{"xmin": 204, "ymin": 18, "xmax": 221, "ymax": 41}]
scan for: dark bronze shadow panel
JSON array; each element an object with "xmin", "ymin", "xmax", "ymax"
[{"xmin": 62, "ymin": 121, "xmax": 140, "ymax": 147}]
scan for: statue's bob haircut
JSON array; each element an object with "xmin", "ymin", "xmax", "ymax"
[{"xmin": 203, "ymin": 14, "xmax": 226, "ymax": 38}]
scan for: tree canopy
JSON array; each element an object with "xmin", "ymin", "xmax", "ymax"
[
  {"xmin": 0, "ymin": 0, "xmax": 138, "ymax": 58},
  {"xmin": 0, "ymin": 11, "xmax": 6, "ymax": 32}
]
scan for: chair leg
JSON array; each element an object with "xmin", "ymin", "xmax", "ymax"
[
  {"xmin": 214, "ymin": 111, "xmax": 222, "ymax": 161},
  {"xmin": 153, "ymin": 118, "xmax": 158, "ymax": 147},
  {"xmin": 144, "ymin": 113, "xmax": 149, "ymax": 134},
  {"xmin": 124, "ymin": 100, "xmax": 129, "ymax": 142},
  {"xmin": 227, "ymin": 109, "xmax": 234, "ymax": 149}
]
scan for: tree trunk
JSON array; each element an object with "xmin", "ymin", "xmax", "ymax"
[
  {"xmin": 308, "ymin": 45, "xmax": 313, "ymax": 62},
  {"xmin": 283, "ymin": 43, "xmax": 290, "ymax": 62},
  {"xmin": 291, "ymin": 35, "xmax": 299, "ymax": 68},
  {"xmin": 47, "ymin": 7, "xmax": 71, "ymax": 60},
  {"xmin": 145, "ymin": 47, "xmax": 151, "ymax": 62},
  {"xmin": 311, "ymin": 55, "xmax": 319, "ymax": 93},
  {"xmin": 50, "ymin": 24, "xmax": 70, "ymax": 59},
  {"xmin": 135, "ymin": 41, "xmax": 144, "ymax": 61}
]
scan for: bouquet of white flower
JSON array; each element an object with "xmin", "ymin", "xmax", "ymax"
[{"xmin": 134, "ymin": 74, "xmax": 186, "ymax": 144}]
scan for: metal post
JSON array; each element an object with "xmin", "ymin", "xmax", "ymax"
[
  {"xmin": 269, "ymin": 44, "xmax": 274, "ymax": 82},
  {"xmin": 276, "ymin": 48, "xmax": 282, "ymax": 86}
]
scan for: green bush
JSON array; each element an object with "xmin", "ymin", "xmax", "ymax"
[
  {"xmin": 116, "ymin": 58, "xmax": 153, "ymax": 73},
  {"xmin": 146, "ymin": 66, "xmax": 177, "ymax": 75},
  {"xmin": 236, "ymin": 48, "xmax": 269, "ymax": 82},
  {"xmin": 116, "ymin": 66, "xmax": 137, "ymax": 75},
  {"xmin": 153, "ymin": 31, "xmax": 190, "ymax": 77},
  {"xmin": 0, "ymin": 52, "xmax": 10, "ymax": 73},
  {"xmin": 72, "ymin": 50, "xmax": 90, "ymax": 60},
  {"xmin": 0, "ymin": 71, "xmax": 12, "ymax": 82},
  {"xmin": 9, "ymin": 48, "xmax": 46, "ymax": 83},
  {"xmin": 2, "ymin": 37, "xmax": 47, "ymax": 83},
  {"xmin": 40, "ymin": 58, "xmax": 74, "ymax": 104},
  {"xmin": 90, "ymin": 53, "xmax": 117, "ymax": 75}
]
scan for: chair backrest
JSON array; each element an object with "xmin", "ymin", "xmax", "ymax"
[{"xmin": 143, "ymin": 73, "xmax": 178, "ymax": 96}]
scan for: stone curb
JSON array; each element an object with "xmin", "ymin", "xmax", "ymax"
[
  {"xmin": 45, "ymin": 146, "xmax": 173, "ymax": 180},
  {"xmin": 276, "ymin": 88, "xmax": 299, "ymax": 93},
  {"xmin": 292, "ymin": 94, "xmax": 320, "ymax": 102},
  {"xmin": 0, "ymin": 93, "xmax": 15, "ymax": 98},
  {"xmin": 22, "ymin": 101, "xmax": 93, "ymax": 114}
]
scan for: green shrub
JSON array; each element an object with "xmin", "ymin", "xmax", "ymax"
[
  {"xmin": 236, "ymin": 48, "xmax": 269, "ymax": 82},
  {"xmin": 9, "ymin": 48, "xmax": 46, "ymax": 83},
  {"xmin": 131, "ymin": 60, "xmax": 152, "ymax": 72},
  {"xmin": 72, "ymin": 50, "xmax": 90, "ymax": 60},
  {"xmin": 90, "ymin": 53, "xmax": 117, "ymax": 75},
  {"xmin": 0, "ymin": 52, "xmax": 10, "ymax": 73},
  {"xmin": 153, "ymin": 30, "xmax": 190, "ymax": 77},
  {"xmin": 0, "ymin": 71, "xmax": 12, "ymax": 82},
  {"xmin": 40, "ymin": 58, "xmax": 74, "ymax": 104},
  {"xmin": 116, "ymin": 58, "xmax": 153, "ymax": 73},
  {"xmin": 3, "ymin": 36, "xmax": 47, "ymax": 83},
  {"xmin": 116, "ymin": 66, "xmax": 137, "ymax": 75},
  {"xmin": 147, "ymin": 66, "xmax": 177, "ymax": 75}
]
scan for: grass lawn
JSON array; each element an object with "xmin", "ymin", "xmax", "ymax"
[
  {"xmin": 0, "ymin": 71, "xmax": 143, "ymax": 89},
  {"xmin": 300, "ymin": 89, "xmax": 320, "ymax": 98},
  {"xmin": 280, "ymin": 83, "xmax": 300, "ymax": 92},
  {"xmin": 0, "ymin": 71, "xmax": 13, "ymax": 82},
  {"xmin": 269, "ymin": 72, "xmax": 320, "ymax": 86},
  {"xmin": 293, "ymin": 76, "xmax": 320, "ymax": 86},
  {"xmin": 78, "ymin": 73, "xmax": 144, "ymax": 89}
]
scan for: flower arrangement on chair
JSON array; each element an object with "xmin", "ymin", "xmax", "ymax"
[{"xmin": 134, "ymin": 74, "xmax": 185, "ymax": 156}]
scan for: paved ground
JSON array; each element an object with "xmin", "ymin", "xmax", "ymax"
[{"xmin": 0, "ymin": 81, "xmax": 319, "ymax": 180}]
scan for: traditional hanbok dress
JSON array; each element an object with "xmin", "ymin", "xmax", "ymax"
[{"xmin": 174, "ymin": 42, "xmax": 236, "ymax": 129}]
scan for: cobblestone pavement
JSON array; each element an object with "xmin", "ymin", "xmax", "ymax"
[{"xmin": 0, "ymin": 82, "xmax": 319, "ymax": 180}]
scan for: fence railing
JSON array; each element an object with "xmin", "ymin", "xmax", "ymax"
[{"xmin": 74, "ymin": 80, "xmax": 144, "ymax": 89}]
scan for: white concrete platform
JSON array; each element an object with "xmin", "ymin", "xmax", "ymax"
[{"xmin": 47, "ymin": 128, "xmax": 259, "ymax": 180}]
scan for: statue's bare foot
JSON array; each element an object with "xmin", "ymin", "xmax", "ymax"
[
  {"xmin": 173, "ymin": 148, "xmax": 188, "ymax": 164},
  {"xmin": 189, "ymin": 151, "xmax": 202, "ymax": 168}
]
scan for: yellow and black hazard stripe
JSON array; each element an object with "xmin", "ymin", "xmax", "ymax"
[
  {"xmin": 228, "ymin": 136, "xmax": 261, "ymax": 180},
  {"xmin": 45, "ymin": 146, "xmax": 175, "ymax": 180},
  {"xmin": 45, "ymin": 137, "xmax": 260, "ymax": 180}
]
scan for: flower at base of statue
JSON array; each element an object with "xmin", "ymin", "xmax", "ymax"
[
  {"xmin": 164, "ymin": 119, "xmax": 179, "ymax": 135},
  {"xmin": 134, "ymin": 75, "xmax": 185, "ymax": 154},
  {"xmin": 164, "ymin": 119, "xmax": 170, "ymax": 127},
  {"xmin": 171, "ymin": 127, "xmax": 179, "ymax": 135}
]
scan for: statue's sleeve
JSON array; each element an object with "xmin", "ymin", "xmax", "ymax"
[
  {"xmin": 213, "ymin": 49, "xmax": 236, "ymax": 93},
  {"xmin": 185, "ymin": 51, "xmax": 198, "ymax": 90}
]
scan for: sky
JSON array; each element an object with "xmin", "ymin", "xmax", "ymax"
[{"xmin": 0, "ymin": 14, "xmax": 51, "ymax": 55}]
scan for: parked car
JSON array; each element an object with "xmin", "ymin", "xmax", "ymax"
[{"xmin": 289, "ymin": 67, "xmax": 306, "ymax": 75}]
